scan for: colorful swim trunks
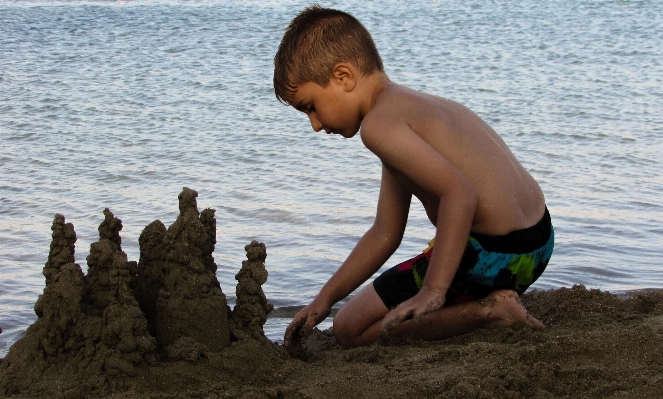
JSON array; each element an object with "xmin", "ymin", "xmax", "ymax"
[{"xmin": 373, "ymin": 207, "xmax": 554, "ymax": 309}]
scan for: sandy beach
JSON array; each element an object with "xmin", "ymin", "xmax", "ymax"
[{"xmin": 2, "ymin": 285, "xmax": 662, "ymax": 399}]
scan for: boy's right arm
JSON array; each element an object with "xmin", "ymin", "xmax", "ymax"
[{"xmin": 284, "ymin": 165, "xmax": 411, "ymax": 349}]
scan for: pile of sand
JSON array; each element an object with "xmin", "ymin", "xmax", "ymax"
[
  {"xmin": 1, "ymin": 188, "xmax": 663, "ymax": 398},
  {"xmin": 0, "ymin": 188, "xmax": 282, "ymax": 398}
]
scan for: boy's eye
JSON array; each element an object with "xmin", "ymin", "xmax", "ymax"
[{"xmin": 307, "ymin": 105, "xmax": 315, "ymax": 113}]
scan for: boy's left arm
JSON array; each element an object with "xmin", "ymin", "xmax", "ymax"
[{"xmin": 361, "ymin": 117, "xmax": 478, "ymax": 334}]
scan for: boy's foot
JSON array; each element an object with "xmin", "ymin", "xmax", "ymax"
[{"xmin": 484, "ymin": 289, "xmax": 545, "ymax": 331}]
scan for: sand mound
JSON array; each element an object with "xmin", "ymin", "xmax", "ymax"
[
  {"xmin": 0, "ymin": 207, "xmax": 158, "ymax": 395},
  {"xmin": 0, "ymin": 188, "xmax": 278, "ymax": 397}
]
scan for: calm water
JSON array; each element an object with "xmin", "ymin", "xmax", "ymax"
[{"xmin": 1, "ymin": 0, "xmax": 662, "ymax": 356}]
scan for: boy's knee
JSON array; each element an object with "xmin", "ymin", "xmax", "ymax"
[{"xmin": 333, "ymin": 312, "xmax": 360, "ymax": 348}]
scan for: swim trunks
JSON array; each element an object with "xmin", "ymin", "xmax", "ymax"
[{"xmin": 373, "ymin": 207, "xmax": 554, "ymax": 309}]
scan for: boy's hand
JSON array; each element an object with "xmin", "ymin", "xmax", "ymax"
[
  {"xmin": 284, "ymin": 298, "xmax": 331, "ymax": 354},
  {"xmin": 379, "ymin": 288, "xmax": 446, "ymax": 336}
]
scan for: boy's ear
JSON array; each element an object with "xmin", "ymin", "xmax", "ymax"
[{"xmin": 331, "ymin": 62, "xmax": 357, "ymax": 92}]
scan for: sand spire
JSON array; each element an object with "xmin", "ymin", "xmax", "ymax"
[
  {"xmin": 230, "ymin": 240, "xmax": 274, "ymax": 342},
  {"xmin": 154, "ymin": 188, "xmax": 231, "ymax": 357}
]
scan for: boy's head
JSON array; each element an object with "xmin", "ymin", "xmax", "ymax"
[{"xmin": 273, "ymin": 5, "xmax": 384, "ymax": 105}]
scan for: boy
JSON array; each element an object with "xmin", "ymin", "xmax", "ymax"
[{"xmin": 274, "ymin": 6, "xmax": 553, "ymax": 350}]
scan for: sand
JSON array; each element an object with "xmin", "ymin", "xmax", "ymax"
[{"xmin": 1, "ymin": 189, "xmax": 663, "ymax": 398}]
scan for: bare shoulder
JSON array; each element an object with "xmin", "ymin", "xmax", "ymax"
[
  {"xmin": 360, "ymin": 87, "xmax": 401, "ymax": 130},
  {"xmin": 360, "ymin": 83, "xmax": 466, "ymax": 138},
  {"xmin": 359, "ymin": 84, "xmax": 422, "ymax": 147}
]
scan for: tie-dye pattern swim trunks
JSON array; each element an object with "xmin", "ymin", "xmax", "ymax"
[{"xmin": 373, "ymin": 207, "xmax": 554, "ymax": 309}]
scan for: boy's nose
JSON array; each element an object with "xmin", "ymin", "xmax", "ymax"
[{"xmin": 309, "ymin": 115, "xmax": 323, "ymax": 132}]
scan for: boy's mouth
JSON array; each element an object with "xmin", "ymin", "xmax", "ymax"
[{"xmin": 323, "ymin": 127, "xmax": 344, "ymax": 136}]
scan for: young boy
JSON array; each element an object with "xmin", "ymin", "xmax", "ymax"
[{"xmin": 274, "ymin": 6, "xmax": 554, "ymax": 350}]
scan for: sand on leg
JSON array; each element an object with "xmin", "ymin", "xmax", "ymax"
[{"xmin": 334, "ymin": 284, "xmax": 543, "ymax": 348}]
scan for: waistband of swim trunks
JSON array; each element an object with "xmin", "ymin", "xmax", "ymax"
[{"xmin": 469, "ymin": 206, "xmax": 552, "ymax": 254}]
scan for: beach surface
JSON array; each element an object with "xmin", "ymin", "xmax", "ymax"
[{"xmin": 2, "ymin": 286, "xmax": 663, "ymax": 399}]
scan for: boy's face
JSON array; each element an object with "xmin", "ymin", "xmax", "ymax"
[{"xmin": 289, "ymin": 80, "xmax": 361, "ymax": 139}]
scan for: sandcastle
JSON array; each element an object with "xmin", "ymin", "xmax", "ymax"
[{"xmin": 0, "ymin": 188, "xmax": 274, "ymax": 395}]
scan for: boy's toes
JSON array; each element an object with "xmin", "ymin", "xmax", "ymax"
[
  {"xmin": 525, "ymin": 314, "xmax": 545, "ymax": 331},
  {"xmin": 486, "ymin": 289, "xmax": 545, "ymax": 331}
]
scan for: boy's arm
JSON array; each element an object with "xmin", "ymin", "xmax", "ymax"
[
  {"xmin": 284, "ymin": 164, "xmax": 411, "ymax": 349},
  {"xmin": 360, "ymin": 118, "xmax": 478, "ymax": 335}
]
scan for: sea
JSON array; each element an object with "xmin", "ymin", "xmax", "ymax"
[{"xmin": 1, "ymin": 0, "xmax": 662, "ymax": 357}]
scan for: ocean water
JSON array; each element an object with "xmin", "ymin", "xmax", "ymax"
[{"xmin": 1, "ymin": 0, "xmax": 662, "ymax": 356}]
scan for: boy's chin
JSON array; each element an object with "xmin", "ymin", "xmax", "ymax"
[{"xmin": 337, "ymin": 128, "xmax": 359, "ymax": 138}]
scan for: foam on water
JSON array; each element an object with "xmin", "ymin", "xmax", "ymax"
[{"xmin": 1, "ymin": 0, "xmax": 662, "ymax": 354}]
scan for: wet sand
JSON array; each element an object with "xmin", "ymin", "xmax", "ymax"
[
  {"xmin": 3, "ymin": 286, "xmax": 663, "ymax": 399},
  {"xmin": 1, "ymin": 190, "xmax": 662, "ymax": 398}
]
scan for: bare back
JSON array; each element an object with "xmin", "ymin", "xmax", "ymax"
[{"xmin": 365, "ymin": 83, "xmax": 545, "ymax": 235}]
